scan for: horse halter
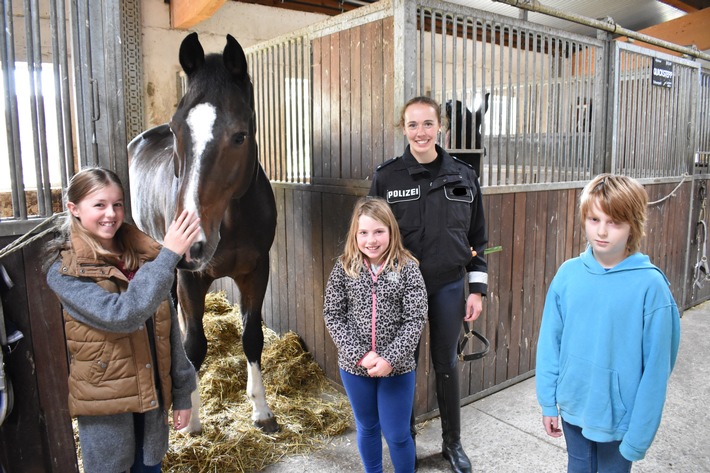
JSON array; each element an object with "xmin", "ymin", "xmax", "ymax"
[{"xmin": 457, "ymin": 320, "xmax": 490, "ymax": 362}]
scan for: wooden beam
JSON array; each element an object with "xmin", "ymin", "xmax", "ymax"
[
  {"xmin": 170, "ymin": 0, "xmax": 227, "ymax": 29},
  {"xmin": 659, "ymin": 0, "xmax": 698, "ymax": 13},
  {"xmin": 617, "ymin": 7, "xmax": 710, "ymax": 53},
  {"xmin": 659, "ymin": 0, "xmax": 710, "ymax": 12}
]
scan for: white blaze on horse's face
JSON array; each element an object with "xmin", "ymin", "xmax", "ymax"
[{"xmin": 184, "ymin": 102, "xmax": 217, "ymax": 242}]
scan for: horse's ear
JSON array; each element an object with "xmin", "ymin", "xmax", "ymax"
[
  {"xmin": 223, "ymin": 34, "xmax": 248, "ymax": 81},
  {"xmin": 179, "ymin": 32, "xmax": 205, "ymax": 76},
  {"xmin": 483, "ymin": 92, "xmax": 490, "ymax": 113}
]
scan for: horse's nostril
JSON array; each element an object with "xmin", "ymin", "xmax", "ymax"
[{"xmin": 190, "ymin": 242, "xmax": 204, "ymax": 259}]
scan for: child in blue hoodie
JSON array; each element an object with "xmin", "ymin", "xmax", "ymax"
[{"xmin": 536, "ymin": 174, "xmax": 680, "ymax": 472}]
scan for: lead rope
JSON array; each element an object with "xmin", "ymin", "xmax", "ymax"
[{"xmin": 694, "ymin": 183, "xmax": 710, "ymax": 289}]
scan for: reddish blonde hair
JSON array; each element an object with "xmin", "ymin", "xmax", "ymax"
[{"xmin": 579, "ymin": 173, "xmax": 648, "ymax": 253}]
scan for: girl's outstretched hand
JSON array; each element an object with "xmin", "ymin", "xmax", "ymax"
[{"xmin": 163, "ymin": 210, "xmax": 201, "ymax": 260}]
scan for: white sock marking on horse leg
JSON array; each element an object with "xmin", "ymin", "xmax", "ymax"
[{"xmin": 246, "ymin": 361, "xmax": 274, "ymax": 425}]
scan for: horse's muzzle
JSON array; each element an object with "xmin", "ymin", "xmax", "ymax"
[{"xmin": 176, "ymin": 241, "xmax": 211, "ymax": 271}]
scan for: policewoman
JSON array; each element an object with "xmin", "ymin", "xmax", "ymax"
[{"xmin": 369, "ymin": 96, "xmax": 487, "ymax": 473}]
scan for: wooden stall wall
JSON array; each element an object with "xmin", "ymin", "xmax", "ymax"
[
  {"xmin": 311, "ymin": 17, "xmax": 397, "ymax": 182},
  {"xmin": 243, "ymin": 178, "xmax": 693, "ymax": 419},
  {"xmin": 0, "ymin": 237, "xmax": 77, "ymax": 473}
]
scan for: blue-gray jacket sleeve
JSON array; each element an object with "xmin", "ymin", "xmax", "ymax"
[{"xmin": 46, "ymin": 248, "xmax": 182, "ymax": 333}]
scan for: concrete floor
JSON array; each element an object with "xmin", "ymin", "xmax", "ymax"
[{"xmin": 262, "ymin": 301, "xmax": 710, "ymax": 472}]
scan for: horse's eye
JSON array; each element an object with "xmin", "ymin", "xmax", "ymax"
[{"xmin": 232, "ymin": 133, "xmax": 247, "ymax": 145}]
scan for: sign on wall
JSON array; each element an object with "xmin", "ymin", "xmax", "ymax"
[{"xmin": 652, "ymin": 58, "xmax": 673, "ymax": 88}]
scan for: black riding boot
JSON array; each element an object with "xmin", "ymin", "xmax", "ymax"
[{"xmin": 436, "ymin": 372, "xmax": 472, "ymax": 473}]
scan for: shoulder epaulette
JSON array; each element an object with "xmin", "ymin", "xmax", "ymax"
[
  {"xmin": 451, "ymin": 155, "xmax": 474, "ymax": 169},
  {"xmin": 376, "ymin": 156, "xmax": 400, "ymax": 170}
]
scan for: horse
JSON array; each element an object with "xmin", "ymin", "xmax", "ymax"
[
  {"xmin": 445, "ymin": 93, "xmax": 490, "ymax": 176},
  {"xmin": 127, "ymin": 32, "xmax": 278, "ymax": 433}
]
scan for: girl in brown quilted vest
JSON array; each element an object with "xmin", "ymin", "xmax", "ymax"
[{"xmin": 45, "ymin": 167, "xmax": 200, "ymax": 473}]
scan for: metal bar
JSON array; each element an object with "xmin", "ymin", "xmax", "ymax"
[
  {"xmin": 1, "ymin": 0, "xmax": 27, "ymax": 218},
  {"xmin": 492, "ymin": 0, "xmax": 710, "ymax": 62},
  {"xmin": 49, "ymin": 0, "xmax": 72, "ymax": 192},
  {"xmin": 28, "ymin": 0, "xmax": 52, "ymax": 215}
]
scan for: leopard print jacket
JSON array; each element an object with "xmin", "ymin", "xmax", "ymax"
[{"xmin": 323, "ymin": 258, "xmax": 427, "ymax": 377}]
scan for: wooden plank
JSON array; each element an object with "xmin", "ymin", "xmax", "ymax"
[
  {"xmin": 520, "ymin": 190, "xmax": 539, "ymax": 372},
  {"xmin": 382, "ymin": 17, "xmax": 396, "ymax": 161},
  {"xmin": 294, "ymin": 190, "xmax": 307, "ymax": 339},
  {"xmin": 330, "ymin": 33, "xmax": 341, "ymax": 179},
  {"xmin": 368, "ymin": 19, "xmax": 385, "ymax": 178},
  {"xmin": 413, "ymin": 323, "xmax": 432, "ymax": 419},
  {"xmin": 312, "ymin": 39, "xmax": 324, "ymax": 179},
  {"xmin": 530, "ymin": 190, "xmax": 550, "ymax": 367},
  {"xmin": 275, "ymin": 187, "xmax": 288, "ymax": 334},
  {"xmin": 321, "ymin": 36, "xmax": 332, "ymax": 179},
  {"xmin": 310, "ymin": 191, "xmax": 326, "ymax": 367},
  {"xmin": 495, "ymin": 193, "xmax": 514, "ymax": 384},
  {"xmin": 0, "ymin": 240, "xmax": 69, "ymax": 473},
  {"xmin": 508, "ymin": 192, "xmax": 526, "ymax": 378},
  {"xmin": 340, "ymin": 28, "xmax": 353, "ymax": 180},
  {"xmin": 350, "ymin": 24, "xmax": 363, "ymax": 179},
  {"xmin": 321, "ymin": 192, "xmax": 347, "ymax": 381},
  {"xmin": 285, "ymin": 188, "xmax": 298, "ymax": 333},
  {"xmin": 359, "ymin": 22, "xmax": 374, "ymax": 180},
  {"xmin": 617, "ymin": 8, "xmax": 710, "ymax": 53},
  {"xmin": 483, "ymin": 193, "xmax": 500, "ymax": 389},
  {"xmin": 24, "ymin": 238, "xmax": 78, "ymax": 472}
]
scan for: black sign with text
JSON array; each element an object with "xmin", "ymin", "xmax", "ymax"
[{"xmin": 652, "ymin": 58, "xmax": 673, "ymax": 88}]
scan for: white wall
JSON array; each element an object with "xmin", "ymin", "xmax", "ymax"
[{"xmin": 141, "ymin": 0, "xmax": 327, "ymax": 127}]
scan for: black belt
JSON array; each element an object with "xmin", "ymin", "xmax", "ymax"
[{"xmin": 457, "ymin": 320, "xmax": 490, "ymax": 362}]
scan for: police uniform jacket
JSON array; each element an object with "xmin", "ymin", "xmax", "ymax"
[{"xmin": 369, "ymin": 144, "xmax": 488, "ymax": 296}]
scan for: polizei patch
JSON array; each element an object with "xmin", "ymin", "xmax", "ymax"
[{"xmin": 386, "ymin": 186, "xmax": 421, "ymax": 203}]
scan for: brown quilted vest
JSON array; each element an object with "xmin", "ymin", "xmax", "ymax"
[{"xmin": 59, "ymin": 226, "xmax": 174, "ymax": 417}]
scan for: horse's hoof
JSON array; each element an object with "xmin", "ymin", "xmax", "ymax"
[
  {"xmin": 254, "ymin": 417, "xmax": 280, "ymax": 433},
  {"xmin": 179, "ymin": 425, "xmax": 202, "ymax": 436}
]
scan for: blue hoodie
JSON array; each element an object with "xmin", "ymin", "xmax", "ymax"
[{"xmin": 536, "ymin": 247, "xmax": 680, "ymax": 461}]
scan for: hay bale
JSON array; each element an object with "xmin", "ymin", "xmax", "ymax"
[{"xmin": 164, "ymin": 292, "xmax": 352, "ymax": 472}]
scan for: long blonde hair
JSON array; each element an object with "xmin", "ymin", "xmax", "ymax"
[
  {"xmin": 341, "ymin": 197, "xmax": 417, "ymax": 278},
  {"xmin": 44, "ymin": 168, "xmax": 141, "ymax": 270}
]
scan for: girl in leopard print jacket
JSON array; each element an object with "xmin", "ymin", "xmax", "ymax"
[{"xmin": 323, "ymin": 196, "xmax": 427, "ymax": 473}]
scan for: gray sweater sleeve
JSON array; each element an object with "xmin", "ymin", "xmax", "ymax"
[
  {"xmin": 46, "ymin": 248, "xmax": 181, "ymax": 333},
  {"xmin": 169, "ymin": 302, "xmax": 197, "ymax": 409}
]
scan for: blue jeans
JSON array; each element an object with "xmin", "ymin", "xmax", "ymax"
[
  {"xmin": 562, "ymin": 419, "xmax": 632, "ymax": 473},
  {"xmin": 130, "ymin": 413, "xmax": 162, "ymax": 473},
  {"xmin": 340, "ymin": 369, "xmax": 416, "ymax": 473}
]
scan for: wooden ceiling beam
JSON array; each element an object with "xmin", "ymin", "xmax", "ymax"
[
  {"xmin": 231, "ymin": 0, "xmax": 359, "ymax": 16},
  {"xmin": 658, "ymin": 0, "xmax": 710, "ymax": 12},
  {"xmin": 170, "ymin": 0, "xmax": 227, "ymax": 29},
  {"xmin": 617, "ymin": 7, "xmax": 710, "ymax": 53}
]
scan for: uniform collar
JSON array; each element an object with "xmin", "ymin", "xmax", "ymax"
[{"xmin": 402, "ymin": 145, "xmax": 459, "ymax": 177}]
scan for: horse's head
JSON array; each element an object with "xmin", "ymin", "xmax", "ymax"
[{"xmin": 169, "ymin": 32, "xmax": 257, "ymax": 270}]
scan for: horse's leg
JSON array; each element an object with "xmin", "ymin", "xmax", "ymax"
[
  {"xmin": 176, "ymin": 269, "xmax": 213, "ymax": 434},
  {"xmin": 234, "ymin": 257, "xmax": 279, "ymax": 433}
]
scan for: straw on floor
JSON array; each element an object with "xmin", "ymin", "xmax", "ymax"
[{"xmin": 164, "ymin": 292, "xmax": 352, "ymax": 472}]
